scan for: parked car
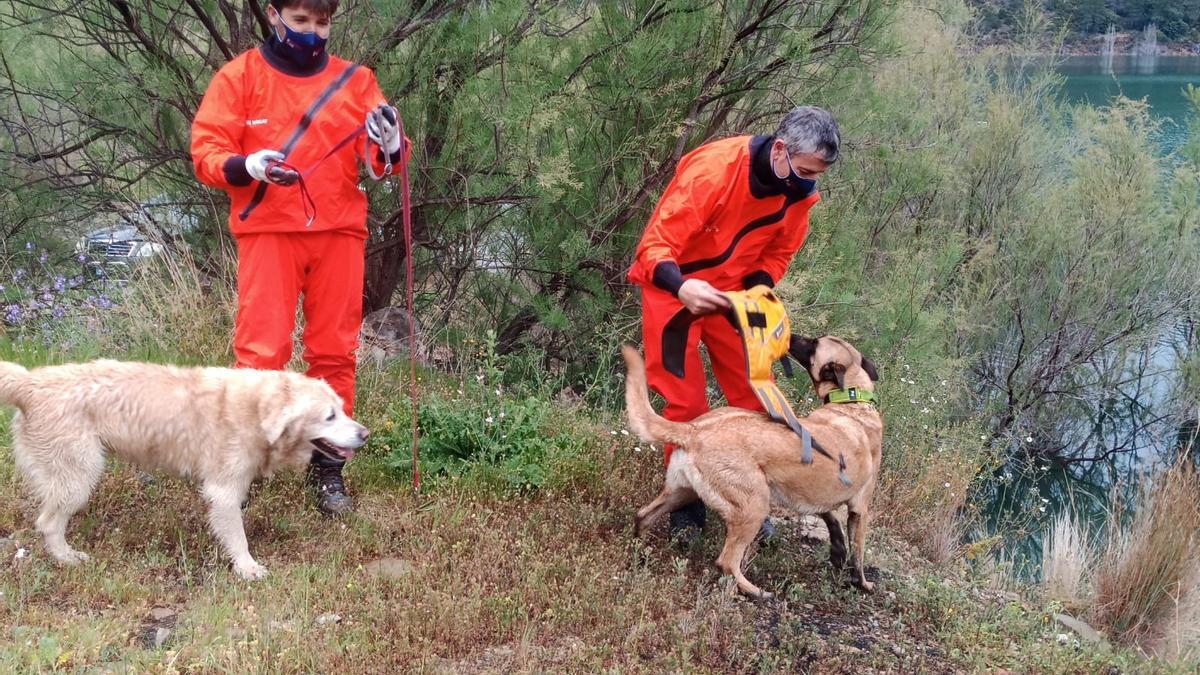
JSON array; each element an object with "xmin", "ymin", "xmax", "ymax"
[
  {"xmin": 75, "ymin": 194, "xmax": 198, "ymax": 265},
  {"xmin": 76, "ymin": 224, "xmax": 166, "ymax": 263}
]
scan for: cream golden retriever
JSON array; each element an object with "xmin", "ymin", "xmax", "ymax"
[
  {"xmin": 624, "ymin": 335, "xmax": 882, "ymax": 598},
  {"xmin": 0, "ymin": 360, "xmax": 368, "ymax": 580}
]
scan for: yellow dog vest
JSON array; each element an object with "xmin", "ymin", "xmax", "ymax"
[{"xmin": 725, "ymin": 286, "xmax": 850, "ymax": 486}]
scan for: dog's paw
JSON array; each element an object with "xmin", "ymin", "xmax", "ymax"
[
  {"xmin": 234, "ymin": 560, "xmax": 268, "ymax": 581},
  {"xmin": 54, "ymin": 549, "xmax": 90, "ymax": 565},
  {"xmin": 855, "ymin": 579, "xmax": 876, "ymax": 593}
]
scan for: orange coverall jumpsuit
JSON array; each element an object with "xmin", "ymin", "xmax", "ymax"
[
  {"xmin": 628, "ymin": 135, "xmax": 820, "ymax": 463},
  {"xmin": 191, "ymin": 45, "xmax": 406, "ymax": 416}
]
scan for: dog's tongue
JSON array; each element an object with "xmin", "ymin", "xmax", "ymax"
[{"xmin": 314, "ymin": 438, "xmax": 355, "ymax": 461}]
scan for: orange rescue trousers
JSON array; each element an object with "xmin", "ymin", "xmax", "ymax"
[
  {"xmin": 640, "ymin": 286, "xmax": 766, "ymax": 466},
  {"xmin": 234, "ymin": 231, "xmax": 364, "ymax": 416}
]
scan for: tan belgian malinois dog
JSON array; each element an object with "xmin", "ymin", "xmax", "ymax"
[{"xmin": 624, "ymin": 335, "xmax": 882, "ymax": 598}]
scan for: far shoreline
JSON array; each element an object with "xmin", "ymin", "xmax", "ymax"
[{"xmin": 978, "ymin": 32, "xmax": 1200, "ymax": 57}]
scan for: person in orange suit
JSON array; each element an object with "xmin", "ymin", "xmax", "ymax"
[
  {"xmin": 628, "ymin": 106, "xmax": 840, "ymax": 539},
  {"xmin": 191, "ymin": 0, "xmax": 409, "ymax": 515}
]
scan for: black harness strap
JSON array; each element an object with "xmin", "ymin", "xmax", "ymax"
[{"xmin": 238, "ymin": 64, "xmax": 362, "ymax": 222}]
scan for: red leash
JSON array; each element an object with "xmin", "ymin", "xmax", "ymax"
[{"xmin": 395, "ymin": 115, "xmax": 420, "ymax": 493}]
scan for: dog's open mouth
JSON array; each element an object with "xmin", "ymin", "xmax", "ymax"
[{"xmin": 311, "ymin": 438, "xmax": 356, "ymax": 461}]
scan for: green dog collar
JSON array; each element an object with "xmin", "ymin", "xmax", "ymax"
[{"xmin": 824, "ymin": 387, "xmax": 878, "ymax": 406}]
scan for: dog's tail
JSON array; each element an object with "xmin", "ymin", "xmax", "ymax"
[
  {"xmin": 621, "ymin": 345, "xmax": 692, "ymax": 448},
  {"xmin": 0, "ymin": 361, "xmax": 29, "ymax": 409}
]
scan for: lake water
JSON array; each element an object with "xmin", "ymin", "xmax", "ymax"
[
  {"xmin": 979, "ymin": 54, "xmax": 1199, "ymax": 574},
  {"xmin": 1057, "ymin": 54, "xmax": 1200, "ymax": 154}
]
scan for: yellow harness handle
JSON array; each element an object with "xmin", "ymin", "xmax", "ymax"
[{"xmin": 725, "ymin": 286, "xmax": 850, "ymax": 485}]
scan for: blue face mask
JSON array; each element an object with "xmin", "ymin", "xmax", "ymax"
[
  {"xmin": 778, "ymin": 149, "xmax": 818, "ymax": 198},
  {"xmin": 273, "ymin": 12, "xmax": 328, "ymax": 68},
  {"xmin": 791, "ymin": 174, "xmax": 817, "ymax": 198}
]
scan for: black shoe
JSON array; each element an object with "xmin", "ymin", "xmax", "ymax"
[
  {"xmin": 668, "ymin": 500, "xmax": 706, "ymax": 546},
  {"xmin": 307, "ymin": 463, "xmax": 353, "ymax": 516},
  {"xmin": 758, "ymin": 518, "xmax": 778, "ymax": 545}
]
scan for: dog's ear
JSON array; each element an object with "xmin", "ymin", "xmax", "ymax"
[
  {"xmin": 262, "ymin": 403, "xmax": 304, "ymax": 445},
  {"xmin": 789, "ymin": 335, "xmax": 817, "ymax": 369},
  {"xmin": 860, "ymin": 356, "xmax": 879, "ymax": 382}
]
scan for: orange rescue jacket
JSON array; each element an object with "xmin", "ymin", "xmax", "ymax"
[
  {"xmin": 628, "ymin": 135, "xmax": 819, "ymax": 293},
  {"xmin": 191, "ymin": 46, "xmax": 401, "ymax": 238}
]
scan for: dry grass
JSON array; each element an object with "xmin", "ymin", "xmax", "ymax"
[
  {"xmin": 1041, "ymin": 510, "xmax": 1093, "ymax": 612},
  {"xmin": 0, "ymin": 402, "xmax": 1154, "ymax": 673},
  {"xmin": 97, "ymin": 243, "xmax": 238, "ymax": 364},
  {"xmin": 915, "ymin": 500, "xmax": 968, "ymax": 566},
  {"xmin": 1091, "ymin": 461, "xmax": 1200, "ymax": 656},
  {"xmin": 874, "ymin": 441, "xmax": 977, "ymax": 565}
]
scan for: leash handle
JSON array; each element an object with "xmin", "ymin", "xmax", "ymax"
[
  {"xmin": 264, "ymin": 159, "xmax": 316, "ymax": 226},
  {"xmin": 265, "ymin": 160, "xmax": 300, "ymax": 185}
]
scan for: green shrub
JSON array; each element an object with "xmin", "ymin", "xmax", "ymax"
[
  {"xmin": 384, "ymin": 391, "xmax": 579, "ymax": 490},
  {"xmin": 379, "ymin": 332, "xmax": 597, "ymax": 491}
]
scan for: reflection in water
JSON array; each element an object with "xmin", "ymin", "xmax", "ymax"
[{"xmin": 978, "ymin": 320, "xmax": 1196, "ymax": 575}]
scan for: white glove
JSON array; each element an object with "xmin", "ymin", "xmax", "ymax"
[
  {"xmin": 245, "ymin": 149, "xmax": 285, "ymax": 183},
  {"xmin": 365, "ymin": 104, "xmax": 402, "ymax": 155}
]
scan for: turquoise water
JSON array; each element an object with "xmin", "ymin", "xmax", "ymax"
[{"xmin": 1056, "ymin": 54, "xmax": 1200, "ymax": 154}]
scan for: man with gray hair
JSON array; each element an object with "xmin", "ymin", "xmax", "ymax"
[{"xmin": 627, "ymin": 105, "xmax": 839, "ymax": 540}]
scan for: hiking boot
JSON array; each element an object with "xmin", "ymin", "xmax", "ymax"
[
  {"xmin": 668, "ymin": 500, "xmax": 707, "ymax": 546},
  {"xmin": 307, "ymin": 463, "xmax": 353, "ymax": 516}
]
